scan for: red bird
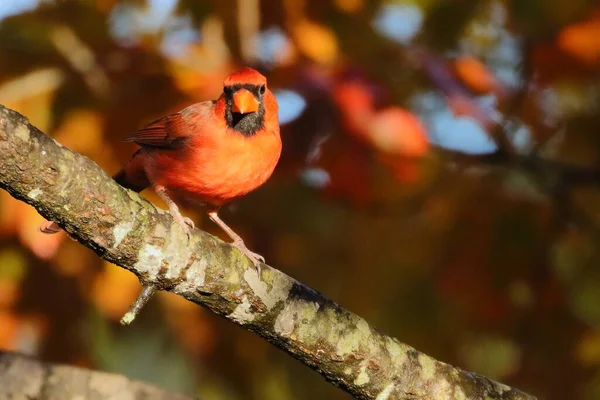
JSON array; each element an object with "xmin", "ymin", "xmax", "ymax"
[{"xmin": 42, "ymin": 67, "xmax": 281, "ymax": 267}]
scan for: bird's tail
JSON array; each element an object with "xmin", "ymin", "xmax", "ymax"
[{"xmin": 40, "ymin": 150, "xmax": 150, "ymax": 234}]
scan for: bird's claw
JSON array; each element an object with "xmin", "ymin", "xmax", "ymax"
[
  {"xmin": 182, "ymin": 217, "xmax": 195, "ymax": 230},
  {"xmin": 233, "ymin": 239, "xmax": 264, "ymax": 272},
  {"xmin": 172, "ymin": 215, "xmax": 195, "ymax": 239}
]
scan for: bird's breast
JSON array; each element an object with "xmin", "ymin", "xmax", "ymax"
[{"xmin": 146, "ymin": 128, "xmax": 281, "ymax": 206}]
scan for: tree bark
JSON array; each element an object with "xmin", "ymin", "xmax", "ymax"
[
  {"xmin": 0, "ymin": 351, "xmax": 192, "ymax": 400},
  {"xmin": 0, "ymin": 104, "xmax": 537, "ymax": 400}
]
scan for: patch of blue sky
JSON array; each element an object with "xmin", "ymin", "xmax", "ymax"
[
  {"xmin": 274, "ymin": 89, "xmax": 307, "ymax": 125},
  {"xmin": 299, "ymin": 168, "xmax": 331, "ymax": 189},
  {"xmin": 251, "ymin": 27, "xmax": 290, "ymax": 65},
  {"xmin": 109, "ymin": 0, "xmax": 199, "ymax": 56},
  {"xmin": 412, "ymin": 92, "xmax": 498, "ymax": 154},
  {"xmin": 0, "ymin": 0, "xmax": 46, "ymax": 21},
  {"xmin": 372, "ymin": 2, "xmax": 423, "ymax": 44}
]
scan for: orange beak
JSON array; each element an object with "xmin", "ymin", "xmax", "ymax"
[{"xmin": 232, "ymin": 88, "xmax": 259, "ymax": 114}]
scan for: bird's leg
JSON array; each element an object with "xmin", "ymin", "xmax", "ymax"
[
  {"xmin": 207, "ymin": 210, "xmax": 264, "ymax": 270},
  {"xmin": 154, "ymin": 185, "xmax": 195, "ymax": 234}
]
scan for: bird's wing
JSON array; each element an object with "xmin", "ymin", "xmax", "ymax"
[{"xmin": 124, "ymin": 101, "xmax": 214, "ymax": 148}]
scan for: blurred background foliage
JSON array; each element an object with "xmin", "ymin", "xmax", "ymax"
[{"xmin": 0, "ymin": 0, "xmax": 600, "ymax": 399}]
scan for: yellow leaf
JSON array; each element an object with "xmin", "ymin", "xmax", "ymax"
[
  {"xmin": 576, "ymin": 330, "xmax": 600, "ymax": 366},
  {"xmin": 54, "ymin": 110, "xmax": 104, "ymax": 154},
  {"xmin": 52, "ymin": 109, "xmax": 120, "ymax": 172},
  {"xmin": 0, "ymin": 68, "xmax": 63, "ymax": 133},
  {"xmin": 92, "ymin": 262, "xmax": 140, "ymax": 320},
  {"xmin": 292, "ymin": 19, "xmax": 339, "ymax": 64}
]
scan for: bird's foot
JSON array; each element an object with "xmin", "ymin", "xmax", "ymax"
[
  {"xmin": 233, "ymin": 239, "xmax": 264, "ymax": 272},
  {"xmin": 170, "ymin": 212, "xmax": 195, "ymax": 236},
  {"xmin": 181, "ymin": 216, "xmax": 195, "ymax": 231}
]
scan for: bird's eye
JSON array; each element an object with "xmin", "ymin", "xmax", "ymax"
[
  {"xmin": 224, "ymin": 86, "xmax": 233, "ymax": 95},
  {"xmin": 259, "ymin": 85, "xmax": 266, "ymax": 95}
]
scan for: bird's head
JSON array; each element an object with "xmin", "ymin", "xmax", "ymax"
[{"xmin": 222, "ymin": 68, "xmax": 276, "ymax": 136}]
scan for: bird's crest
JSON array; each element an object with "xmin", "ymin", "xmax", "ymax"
[{"xmin": 224, "ymin": 68, "xmax": 267, "ymax": 87}]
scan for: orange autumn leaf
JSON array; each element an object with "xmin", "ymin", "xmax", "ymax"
[
  {"xmin": 159, "ymin": 290, "xmax": 199, "ymax": 313},
  {"xmin": 334, "ymin": 0, "xmax": 364, "ymax": 14},
  {"xmin": 366, "ymin": 108, "xmax": 429, "ymax": 157},
  {"xmin": 53, "ymin": 110, "xmax": 120, "ymax": 168},
  {"xmin": 53, "ymin": 110, "xmax": 104, "ymax": 152},
  {"xmin": 0, "ymin": 311, "xmax": 18, "ymax": 349},
  {"xmin": 175, "ymin": 312, "xmax": 217, "ymax": 357},
  {"xmin": 159, "ymin": 293, "xmax": 217, "ymax": 357},
  {"xmin": 334, "ymin": 81, "xmax": 429, "ymax": 158},
  {"xmin": 333, "ymin": 81, "xmax": 374, "ymax": 136},
  {"xmin": 452, "ymin": 56, "xmax": 498, "ymax": 95},
  {"xmin": 0, "ymin": 192, "xmax": 19, "ymax": 237},
  {"xmin": 292, "ymin": 19, "xmax": 339, "ymax": 64},
  {"xmin": 0, "ymin": 280, "xmax": 20, "ymax": 309},
  {"xmin": 52, "ymin": 240, "xmax": 92, "ymax": 277},
  {"xmin": 164, "ymin": 308, "xmax": 216, "ymax": 356},
  {"xmin": 557, "ymin": 19, "xmax": 600, "ymax": 66},
  {"xmin": 91, "ymin": 262, "xmax": 140, "ymax": 320}
]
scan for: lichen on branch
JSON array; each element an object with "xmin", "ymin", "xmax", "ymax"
[{"xmin": 0, "ymin": 104, "xmax": 536, "ymax": 400}]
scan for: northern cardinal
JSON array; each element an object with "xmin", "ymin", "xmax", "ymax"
[{"xmin": 41, "ymin": 67, "xmax": 281, "ymax": 268}]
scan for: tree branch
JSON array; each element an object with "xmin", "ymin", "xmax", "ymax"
[
  {"xmin": 442, "ymin": 148, "xmax": 600, "ymax": 189},
  {"xmin": 0, "ymin": 104, "xmax": 536, "ymax": 400},
  {"xmin": 0, "ymin": 351, "xmax": 192, "ymax": 399}
]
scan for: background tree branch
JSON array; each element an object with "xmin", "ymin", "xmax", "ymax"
[
  {"xmin": 0, "ymin": 351, "xmax": 192, "ymax": 400},
  {"xmin": 0, "ymin": 104, "xmax": 536, "ymax": 400}
]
